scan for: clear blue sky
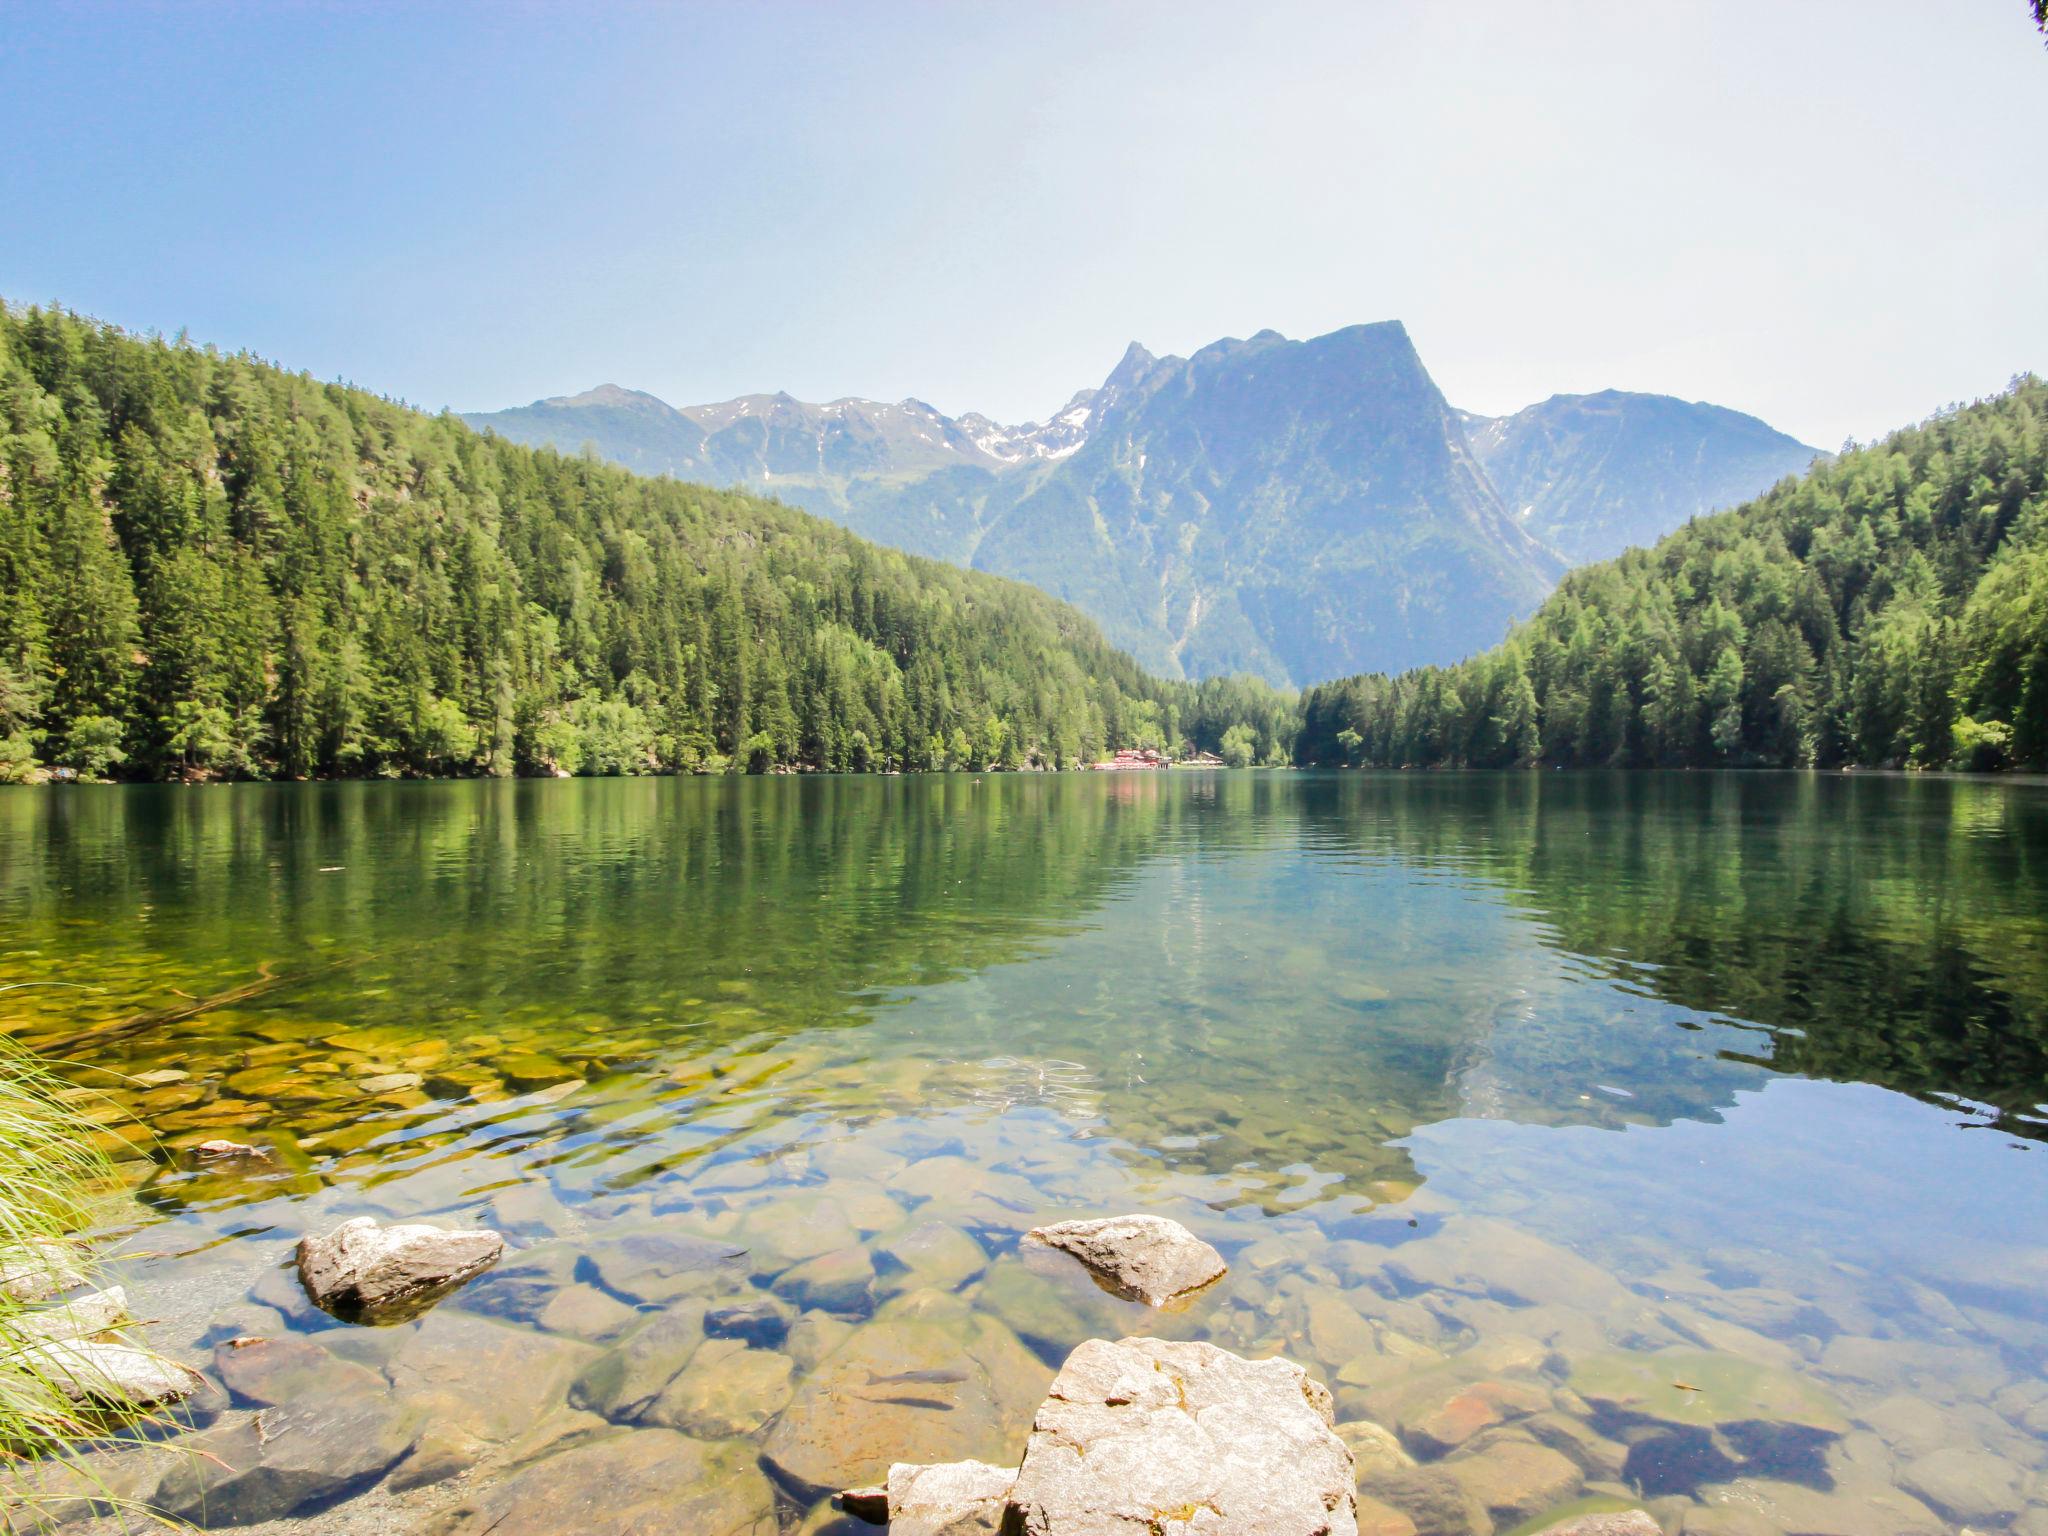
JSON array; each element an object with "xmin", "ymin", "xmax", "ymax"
[{"xmin": 5, "ymin": 1, "xmax": 2045, "ymax": 447}]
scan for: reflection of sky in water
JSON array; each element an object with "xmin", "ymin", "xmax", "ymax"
[{"xmin": 1412, "ymin": 1074, "xmax": 2048, "ymax": 1327}]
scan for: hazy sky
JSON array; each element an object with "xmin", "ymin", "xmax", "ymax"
[{"xmin": 6, "ymin": 2, "xmax": 2045, "ymax": 447}]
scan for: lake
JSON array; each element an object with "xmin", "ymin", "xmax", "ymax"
[{"xmin": 6, "ymin": 772, "xmax": 2048, "ymax": 1535}]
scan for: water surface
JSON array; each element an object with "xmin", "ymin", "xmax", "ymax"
[{"xmin": 6, "ymin": 773, "xmax": 2047, "ymax": 1534}]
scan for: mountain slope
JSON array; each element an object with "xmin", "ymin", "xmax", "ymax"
[
  {"xmin": 1298, "ymin": 378, "xmax": 2048, "ymax": 770},
  {"xmin": 971, "ymin": 323, "xmax": 1560, "ymax": 681},
  {"xmin": 0, "ymin": 303, "xmax": 1285, "ymax": 783},
  {"xmin": 1463, "ymin": 391, "xmax": 1823, "ymax": 563},
  {"xmin": 467, "ymin": 327, "xmax": 1817, "ymax": 686}
]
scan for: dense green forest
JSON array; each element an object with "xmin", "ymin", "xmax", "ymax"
[
  {"xmin": 0, "ymin": 304, "xmax": 1292, "ymax": 781},
  {"xmin": 1298, "ymin": 378, "xmax": 2048, "ymax": 771}
]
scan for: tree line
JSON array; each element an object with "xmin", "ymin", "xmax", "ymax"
[
  {"xmin": 0, "ymin": 304, "xmax": 1295, "ymax": 781},
  {"xmin": 1298, "ymin": 377, "xmax": 2048, "ymax": 772}
]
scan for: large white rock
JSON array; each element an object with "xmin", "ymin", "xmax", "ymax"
[
  {"xmin": 296, "ymin": 1216, "xmax": 504, "ymax": 1322},
  {"xmin": 1023, "ymin": 1215, "xmax": 1226, "ymax": 1307},
  {"xmin": 21, "ymin": 1337, "xmax": 205, "ymax": 1411},
  {"xmin": 1005, "ymin": 1337, "xmax": 1357, "ymax": 1535},
  {"xmin": 888, "ymin": 1459, "xmax": 1015, "ymax": 1535}
]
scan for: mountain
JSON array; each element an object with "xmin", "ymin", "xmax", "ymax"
[
  {"xmin": 1462, "ymin": 391, "xmax": 1823, "ymax": 564},
  {"xmin": 967, "ymin": 323, "xmax": 1559, "ymax": 682},
  {"xmin": 465, "ymin": 325, "xmax": 1817, "ymax": 686},
  {"xmin": 1297, "ymin": 377, "xmax": 2048, "ymax": 771},
  {"xmin": 0, "ymin": 302, "xmax": 1294, "ymax": 784}
]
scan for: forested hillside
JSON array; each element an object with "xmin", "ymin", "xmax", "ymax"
[
  {"xmin": 0, "ymin": 305, "xmax": 1286, "ymax": 781},
  {"xmin": 1298, "ymin": 378, "xmax": 2048, "ymax": 771}
]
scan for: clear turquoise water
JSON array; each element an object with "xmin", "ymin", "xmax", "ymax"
[{"xmin": 6, "ymin": 772, "xmax": 2047, "ymax": 1534}]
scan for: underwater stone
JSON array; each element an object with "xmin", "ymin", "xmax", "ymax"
[
  {"xmin": 875, "ymin": 1220, "xmax": 989, "ymax": 1296},
  {"xmin": 1896, "ymin": 1444, "xmax": 2027, "ymax": 1525},
  {"xmin": 538, "ymin": 1282, "xmax": 638, "ymax": 1342},
  {"xmin": 213, "ymin": 1333, "xmax": 384, "ymax": 1407},
  {"xmin": 581, "ymin": 1226, "xmax": 748, "ymax": 1304},
  {"xmin": 1442, "ymin": 1435, "xmax": 1583, "ymax": 1526},
  {"xmin": 1336, "ymin": 1417, "xmax": 1416, "ymax": 1484},
  {"xmin": 639, "ymin": 1335, "xmax": 794, "ymax": 1437},
  {"xmin": 422, "ymin": 1428, "xmax": 779, "ymax": 1536},
  {"xmin": 567, "ymin": 1301, "xmax": 708, "ymax": 1421},
  {"xmin": 706, "ymin": 1292, "xmax": 797, "ymax": 1347},
  {"xmin": 773, "ymin": 1244, "xmax": 876, "ymax": 1313},
  {"xmin": 153, "ymin": 1384, "xmax": 420, "ymax": 1525},
  {"xmin": 384, "ymin": 1307, "xmax": 598, "ymax": 1445},
  {"xmin": 1522, "ymin": 1515, "xmax": 1659, "ymax": 1535},
  {"xmin": 761, "ymin": 1287, "xmax": 1048, "ymax": 1502}
]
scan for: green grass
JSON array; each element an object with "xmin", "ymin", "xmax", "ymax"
[{"xmin": 0, "ymin": 1012, "xmax": 178, "ymax": 1530}]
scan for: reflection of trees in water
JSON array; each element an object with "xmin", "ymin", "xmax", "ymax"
[
  {"xmin": 10, "ymin": 769, "xmax": 2046, "ymax": 1222},
  {"xmin": 0, "ymin": 778, "xmax": 1229, "ymax": 1205},
  {"xmin": 0, "ymin": 776, "xmax": 1187, "ymax": 1045},
  {"xmin": 1298, "ymin": 771, "xmax": 2048, "ymax": 1140}
]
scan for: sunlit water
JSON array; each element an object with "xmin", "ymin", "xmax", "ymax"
[{"xmin": 5, "ymin": 773, "xmax": 2048, "ymax": 1535}]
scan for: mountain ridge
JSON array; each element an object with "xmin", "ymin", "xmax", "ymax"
[{"xmin": 465, "ymin": 324, "xmax": 1821, "ymax": 685}]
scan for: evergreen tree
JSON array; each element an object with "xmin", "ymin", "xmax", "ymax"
[{"xmin": 1298, "ymin": 378, "xmax": 2048, "ymax": 772}]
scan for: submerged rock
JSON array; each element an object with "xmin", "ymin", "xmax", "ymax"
[
  {"xmin": 539, "ymin": 1281, "xmax": 639, "ymax": 1342},
  {"xmin": 423, "ymin": 1428, "xmax": 779, "ymax": 1536},
  {"xmin": 1024, "ymin": 1214, "xmax": 1226, "ymax": 1307},
  {"xmin": 840, "ymin": 1484, "xmax": 889, "ymax": 1522},
  {"xmin": 1442, "ymin": 1436, "xmax": 1583, "ymax": 1526},
  {"xmin": 1004, "ymin": 1336, "xmax": 1356, "ymax": 1535},
  {"xmin": 1896, "ymin": 1444, "xmax": 2028, "ymax": 1526},
  {"xmin": 774, "ymin": 1244, "xmax": 877, "ymax": 1312},
  {"xmin": 213, "ymin": 1333, "xmax": 384, "ymax": 1407},
  {"xmin": 21, "ymin": 1337, "xmax": 205, "ymax": 1412},
  {"xmin": 581, "ymin": 1226, "xmax": 748, "ymax": 1305},
  {"xmin": 569, "ymin": 1301, "xmax": 709, "ymax": 1421},
  {"xmin": 153, "ymin": 1383, "xmax": 420, "ymax": 1524},
  {"xmin": 761, "ymin": 1288, "xmax": 1049, "ymax": 1502},
  {"xmin": 706, "ymin": 1292, "xmax": 797, "ymax": 1348},
  {"xmin": 296, "ymin": 1215, "xmax": 504, "ymax": 1323},
  {"xmin": 875, "ymin": 1220, "xmax": 989, "ymax": 1296},
  {"xmin": 1564, "ymin": 1347, "xmax": 1846, "ymax": 1434},
  {"xmin": 1353, "ymin": 1466, "xmax": 1491, "ymax": 1536},
  {"xmin": 1523, "ymin": 1515, "xmax": 1659, "ymax": 1536},
  {"xmin": 1336, "ymin": 1418, "xmax": 1416, "ymax": 1484},
  {"xmin": 641, "ymin": 1336, "xmax": 795, "ymax": 1438},
  {"xmin": 384, "ymin": 1306, "xmax": 598, "ymax": 1445}
]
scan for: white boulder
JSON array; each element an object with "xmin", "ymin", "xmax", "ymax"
[
  {"xmin": 296, "ymin": 1216, "xmax": 503, "ymax": 1322},
  {"xmin": 1005, "ymin": 1337, "xmax": 1356, "ymax": 1535},
  {"xmin": 889, "ymin": 1459, "xmax": 1015, "ymax": 1534},
  {"xmin": 1023, "ymin": 1215, "xmax": 1226, "ymax": 1307}
]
